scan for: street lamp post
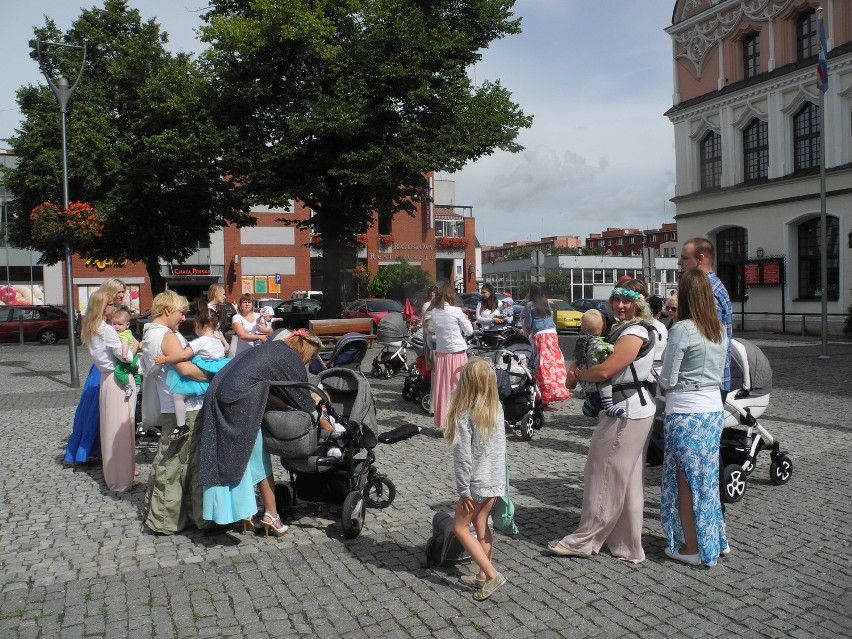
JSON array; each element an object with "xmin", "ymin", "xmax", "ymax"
[{"xmin": 37, "ymin": 40, "xmax": 87, "ymax": 388}]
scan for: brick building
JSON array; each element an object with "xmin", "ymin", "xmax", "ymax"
[
  {"xmin": 481, "ymin": 235, "xmax": 582, "ymax": 263},
  {"xmin": 584, "ymin": 223, "xmax": 678, "ymax": 257}
]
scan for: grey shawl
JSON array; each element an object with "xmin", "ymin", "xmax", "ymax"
[{"xmin": 196, "ymin": 341, "xmax": 315, "ymax": 487}]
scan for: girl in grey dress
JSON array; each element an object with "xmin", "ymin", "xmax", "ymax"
[{"xmin": 444, "ymin": 357, "xmax": 508, "ymax": 602}]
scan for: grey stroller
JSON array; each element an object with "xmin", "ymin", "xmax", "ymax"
[
  {"xmin": 371, "ymin": 312, "xmax": 412, "ymax": 379},
  {"xmin": 262, "ymin": 368, "xmax": 395, "ymax": 538}
]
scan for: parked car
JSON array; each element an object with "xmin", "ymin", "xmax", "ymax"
[
  {"xmin": 549, "ymin": 299, "xmax": 583, "ymax": 333},
  {"xmin": 0, "ymin": 304, "xmax": 70, "ymax": 345},
  {"xmin": 253, "ymin": 298, "xmax": 285, "ymax": 311},
  {"xmin": 342, "ymin": 298, "xmax": 405, "ymax": 325},
  {"xmin": 291, "ymin": 290, "xmax": 323, "ymax": 301},
  {"xmin": 271, "ymin": 298, "xmax": 322, "ymax": 330},
  {"xmin": 571, "ymin": 298, "xmax": 615, "ymax": 331}
]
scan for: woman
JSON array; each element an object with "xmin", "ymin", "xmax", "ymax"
[
  {"xmin": 65, "ymin": 278, "xmax": 128, "ymax": 464},
  {"xmin": 207, "ymin": 283, "xmax": 231, "ymax": 350},
  {"xmin": 666, "ymin": 292, "xmax": 679, "ymax": 326},
  {"xmin": 231, "ymin": 294, "xmax": 273, "ymax": 347},
  {"xmin": 79, "ymin": 291, "xmax": 136, "ymax": 492},
  {"xmin": 197, "ymin": 330, "xmax": 324, "ymax": 536},
  {"xmin": 522, "ymin": 284, "xmax": 570, "ymax": 406},
  {"xmin": 475, "ymin": 284, "xmax": 507, "ymax": 330},
  {"xmin": 547, "ymin": 279, "xmax": 657, "ymax": 562},
  {"xmin": 428, "ymin": 283, "xmax": 473, "ymax": 428},
  {"xmin": 141, "ymin": 291, "xmax": 210, "ymax": 534},
  {"xmin": 658, "ymin": 269, "xmax": 729, "ymax": 566}
]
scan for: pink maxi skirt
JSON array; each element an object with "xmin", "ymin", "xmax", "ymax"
[
  {"xmin": 99, "ymin": 371, "xmax": 137, "ymax": 492},
  {"xmin": 432, "ymin": 351, "xmax": 468, "ymax": 429}
]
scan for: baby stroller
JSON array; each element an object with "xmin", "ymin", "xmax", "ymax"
[
  {"xmin": 263, "ymin": 368, "xmax": 396, "ymax": 538},
  {"xmin": 719, "ymin": 337, "xmax": 791, "ymax": 503},
  {"xmin": 371, "ymin": 312, "xmax": 412, "ymax": 379},
  {"xmin": 487, "ymin": 333, "xmax": 543, "ymax": 441},
  {"xmin": 310, "ymin": 332, "xmax": 369, "ymax": 374},
  {"xmin": 468, "ymin": 325, "xmax": 517, "ymax": 354}
]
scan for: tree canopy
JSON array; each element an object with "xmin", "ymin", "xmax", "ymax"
[
  {"xmin": 200, "ymin": 0, "xmax": 531, "ymax": 315},
  {"xmin": 2, "ymin": 0, "xmax": 252, "ymax": 293}
]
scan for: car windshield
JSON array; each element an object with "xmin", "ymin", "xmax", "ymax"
[
  {"xmin": 550, "ymin": 301, "xmax": 573, "ymax": 311},
  {"xmin": 367, "ymin": 300, "xmax": 404, "ymax": 312}
]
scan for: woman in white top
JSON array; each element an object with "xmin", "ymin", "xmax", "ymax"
[
  {"xmin": 231, "ymin": 294, "xmax": 273, "ymax": 346},
  {"xmin": 427, "ymin": 283, "xmax": 473, "ymax": 428},
  {"xmin": 475, "ymin": 283, "xmax": 508, "ymax": 330},
  {"xmin": 79, "ymin": 291, "xmax": 136, "ymax": 492}
]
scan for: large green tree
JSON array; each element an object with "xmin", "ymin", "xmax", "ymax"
[
  {"xmin": 201, "ymin": 0, "xmax": 531, "ymax": 316},
  {"xmin": 2, "ymin": 0, "xmax": 252, "ymax": 294}
]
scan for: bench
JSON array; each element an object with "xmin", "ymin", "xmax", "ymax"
[{"xmin": 308, "ymin": 318, "xmax": 376, "ymax": 347}]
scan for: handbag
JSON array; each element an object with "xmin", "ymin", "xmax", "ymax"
[{"xmin": 491, "ymin": 441, "xmax": 518, "ymax": 534}]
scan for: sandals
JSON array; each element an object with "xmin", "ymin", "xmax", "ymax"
[
  {"xmin": 261, "ymin": 512, "xmax": 289, "ymax": 537},
  {"xmin": 167, "ymin": 425, "xmax": 189, "ymax": 442},
  {"xmin": 458, "ymin": 574, "xmax": 486, "ymax": 589},
  {"xmin": 473, "ymin": 573, "xmax": 507, "ymax": 601},
  {"xmin": 545, "ymin": 540, "xmax": 593, "ymax": 557},
  {"xmin": 241, "ymin": 512, "xmax": 264, "ymax": 534}
]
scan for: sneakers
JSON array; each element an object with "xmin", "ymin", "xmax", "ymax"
[
  {"xmin": 473, "ymin": 573, "xmax": 507, "ymax": 601},
  {"xmin": 458, "ymin": 574, "xmax": 486, "ymax": 589},
  {"xmin": 545, "ymin": 540, "xmax": 593, "ymax": 558}
]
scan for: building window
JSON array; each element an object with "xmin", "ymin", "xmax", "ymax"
[
  {"xmin": 798, "ymin": 216, "xmax": 839, "ymax": 299},
  {"xmin": 700, "ymin": 131, "xmax": 721, "ymax": 189},
  {"xmin": 743, "ymin": 118, "xmax": 769, "ymax": 181},
  {"xmin": 797, "ymin": 10, "xmax": 818, "ymax": 61},
  {"xmin": 716, "ymin": 227, "xmax": 747, "ymax": 301},
  {"xmin": 793, "ymin": 102, "xmax": 820, "ymax": 171},
  {"xmin": 435, "ymin": 219, "xmax": 463, "ymax": 238},
  {"xmin": 378, "ymin": 213, "xmax": 392, "ymax": 236},
  {"xmin": 743, "ymin": 33, "xmax": 760, "ymax": 78}
]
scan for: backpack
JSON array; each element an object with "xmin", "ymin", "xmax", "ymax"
[{"xmin": 422, "ymin": 511, "xmax": 471, "ymax": 568}]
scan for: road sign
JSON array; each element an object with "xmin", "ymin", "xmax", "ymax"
[
  {"xmin": 275, "ymin": 273, "xmax": 281, "ymax": 284},
  {"xmin": 531, "ymin": 250, "xmax": 546, "ymax": 267}
]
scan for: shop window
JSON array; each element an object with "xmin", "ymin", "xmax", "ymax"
[{"xmin": 798, "ymin": 216, "xmax": 838, "ymax": 299}]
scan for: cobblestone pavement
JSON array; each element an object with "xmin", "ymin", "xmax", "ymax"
[{"xmin": 1, "ymin": 333, "xmax": 850, "ymax": 638}]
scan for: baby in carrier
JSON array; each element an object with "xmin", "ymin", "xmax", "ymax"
[{"xmin": 572, "ymin": 309, "xmax": 624, "ymax": 417}]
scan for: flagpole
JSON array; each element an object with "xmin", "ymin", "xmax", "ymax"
[{"xmin": 816, "ymin": 7, "xmax": 829, "ymax": 360}]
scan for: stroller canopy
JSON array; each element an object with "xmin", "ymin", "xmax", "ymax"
[
  {"xmin": 730, "ymin": 338, "xmax": 772, "ymax": 397},
  {"xmin": 318, "ymin": 368, "xmax": 379, "ymax": 437},
  {"xmin": 500, "ymin": 332, "xmax": 539, "ymax": 372},
  {"xmin": 376, "ymin": 312, "xmax": 409, "ymax": 343}
]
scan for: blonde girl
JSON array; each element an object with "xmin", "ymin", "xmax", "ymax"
[{"xmin": 444, "ymin": 357, "xmax": 508, "ymax": 602}]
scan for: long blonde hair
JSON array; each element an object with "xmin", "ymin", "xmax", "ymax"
[
  {"xmin": 99, "ymin": 278, "xmax": 126, "ymax": 301},
  {"xmin": 81, "ymin": 291, "xmax": 111, "ymax": 346},
  {"xmin": 444, "ymin": 358, "xmax": 499, "ymax": 447}
]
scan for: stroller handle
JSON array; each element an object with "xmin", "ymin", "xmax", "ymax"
[{"xmin": 267, "ymin": 380, "xmax": 330, "ymax": 405}]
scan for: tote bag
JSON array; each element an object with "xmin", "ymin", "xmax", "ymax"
[{"xmin": 491, "ymin": 442, "xmax": 518, "ymax": 534}]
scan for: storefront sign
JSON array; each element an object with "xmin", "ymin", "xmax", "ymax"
[
  {"xmin": 369, "ymin": 252, "xmax": 432, "ymax": 261},
  {"xmin": 171, "ymin": 265, "xmax": 212, "ymax": 276},
  {"xmin": 86, "ymin": 257, "xmax": 129, "ymax": 271}
]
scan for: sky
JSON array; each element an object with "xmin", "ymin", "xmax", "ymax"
[{"xmin": 0, "ymin": 1, "xmax": 678, "ymax": 248}]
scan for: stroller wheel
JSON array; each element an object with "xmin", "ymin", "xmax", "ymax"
[
  {"xmin": 274, "ymin": 483, "xmax": 292, "ymax": 513},
  {"xmin": 533, "ymin": 409, "xmax": 545, "ymax": 430},
  {"xmin": 402, "ymin": 383, "xmax": 414, "ymax": 401},
  {"xmin": 769, "ymin": 454, "xmax": 793, "ymax": 485},
  {"xmin": 383, "ymin": 367, "xmax": 395, "ymax": 379},
  {"xmin": 720, "ymin": 463, "xmax": 747, "ymax": 503},
  {"xmin": 521, "ymin": 410, "xmax": 535, "ymax": 441},
  {"xmin": 363, "ymin": 475, "xmax": 396, "ymax": 509},
  {"xmin": 341, "ymin": 490, "xmax": 366, "ymax": 538},
  {"xmin": 420, "ymin": 393, "xmax": 432, "ymax": 415},
  {"xmin": 371, "ymin": 363, "xmax": 383, "ymax": 379}
]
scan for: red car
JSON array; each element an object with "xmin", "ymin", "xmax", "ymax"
[
  {"xmin": 0, "ymin": 304, "xmax": 70, "ymax": 344},
  {"xmin": 342, "ymin": 298, "xmax": 405, "ymax": 325}
]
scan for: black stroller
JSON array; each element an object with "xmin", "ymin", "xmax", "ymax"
[
  {"xmin": 486, "ymin": 333, "xmax": 544, "ymax": 441},
  {"xmin": 371, "ymin": 312, "xmax": 412, "ymax": 379},
  {"xmin": 400, "ymin": 329, "xmax": 432, "ymax": 413},
  {"xmin": 309, "ymin": 332, "xmax": 369, "ymax": 374},
  {"xmin": 262, "ymin": 368, "xmax": 395, "ymax": 538},
  {"xmin": 468, "ymin": 325, "xmax": 517, "ymax": 354}
]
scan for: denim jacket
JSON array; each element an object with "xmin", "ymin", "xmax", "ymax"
[
  {"xmin": 522, "ymin": 302, "xmax": 555, "ymax": 334},
  {"xmin": 658, "ymin": 319, "xmax": 727, "ymax": 392}
]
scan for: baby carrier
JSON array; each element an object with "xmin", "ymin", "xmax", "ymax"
[
  {"xmin": 262, "ymin": 368, "xmax": 394, "ymax": 538},
  {"xmin": 583, "ymin": 320, "xmax": 657, "ymax": 417}
]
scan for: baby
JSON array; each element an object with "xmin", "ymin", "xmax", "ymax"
[
  {"xmin": 572, "ymin": 309, "xmax": 624, "ymax": 418},
  {"xmin": 312, "ymin": 388, "xmax": 346, "ymax": 458},
  {"xmin": 258, "ymin": 306, "xmax": 276, "ymax": 332},
  {"xmin": 110, "ymin": 309, "xmax": 141, "ymax": 402},
  {"xmin": 499, "ymin": 296, "xmax": 515, "ymax": 324}
]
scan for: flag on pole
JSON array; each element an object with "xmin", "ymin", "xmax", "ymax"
[{"xmin": 816, "ymin": 8, "xmax": 828, "ymax": 93}]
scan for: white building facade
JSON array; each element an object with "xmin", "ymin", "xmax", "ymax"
[{"xmin": 665, "ymin": 0, "xmax": 852, "ymax": 334}]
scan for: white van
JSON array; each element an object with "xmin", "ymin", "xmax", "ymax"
[{"xmin": 291, "ymin": 290, "xmax": 323, "ymax": 301}]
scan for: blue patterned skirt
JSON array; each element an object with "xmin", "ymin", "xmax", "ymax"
[
  {"xmin": 64, "ymin": 364, "xmax": 102, "ymax": 463},
  {"xmin": 660, "ymin": 411, "xmax": 729, "ymax": 566}
]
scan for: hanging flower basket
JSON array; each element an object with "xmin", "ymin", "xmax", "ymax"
[
  {"xmin": 437, "ymin": 236, "xmax": 468, "ymax": 249},
  {"xmin": 355, "ymin": 234, "xmax": 368, "ymax": 246},
  {"xmin": 29, "ymin": 201, "xmax": 106, "ymax": 248},
  {"xmin": 378, "ymin": 233, "xmax": 394, "ymax": 247}
]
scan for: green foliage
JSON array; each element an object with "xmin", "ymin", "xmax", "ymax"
[
  {"xmin": 504, "ymin": 246, "xmax": 534, "ymax": 261},
  {"xmin": 368, "ymin": 259, "xmax": 433, "ymax": 301},
  {"xmin": 544, "ymin": 271, "xmax": 570, "ymax": 298},
  {"xmin": 200, "ymin": 0, "xmax": 531, "ymax": 315},
  {"xmin": 2, "ymin": 0, "xmax": 252, "ymax": 293}
]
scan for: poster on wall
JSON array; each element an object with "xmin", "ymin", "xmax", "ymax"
[
  {"xmin": 77, "ymin": 285, "xmax": 141, "ymax": 314},
  {"xmin": 241, "ymin": 277, "xmax": 253, "ymax": 294},
  {"xmin": 254, "ymin": 277, "xmax": 268, "ymax": 294},
  {"xmin": 0, "ymin": 284, "xmax": 45, "ymax": 306}
]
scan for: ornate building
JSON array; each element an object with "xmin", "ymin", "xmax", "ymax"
[{"xmin": 665, "ymin": 0, "xmax": 852, "ymax": 333}]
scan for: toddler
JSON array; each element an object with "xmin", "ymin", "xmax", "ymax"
[
  {"xmin": 499, "ymin": 296, "xmax": 515, "ymax": 324},
  {"xmin": 258, "ymin": 306, "xmax": 276, "ymax": 332},
  {"xmin": 572, "ymin": 309, "xmax": 623, "ymax": 417},
  {"xmin": 111, "ymin": 309, "xmax": 141, "ymax": 402},
  {"xmin": 154, "ymin": 304, "xmax": 229, "ymax": 441}
]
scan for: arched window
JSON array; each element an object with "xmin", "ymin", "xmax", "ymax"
[
  {"xmin": 798, "ymin": 216, "xmax": 839, "ymax": 300},
  {"xmin": 793, "ymin": 103, "xmax": 820, "ymax": 171},
  {"xmin": 797, "ymin": 10, "xmax": 818, "ymax": 61},
  {"xmin": 743, "ymin": 33, "xmax": 760, "ymax": 78},
  {"xmin": 700, "ymin": 131, "xmax": 721, "ymax": 189},
  {"xmin": 743, "ymin": 118, "xmax": 768, "ymax": 181},
  {"xmin": 716, "ymin": 227, "xmax": 747, "ymax": 301}
]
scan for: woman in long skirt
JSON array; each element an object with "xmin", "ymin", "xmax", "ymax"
[{"xmin": 522, "ymin": 284, "xmax": 570, "ymax": 406}]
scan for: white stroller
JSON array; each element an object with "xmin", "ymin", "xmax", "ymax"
[
  {"xmin": 370, "ymin": 312, "xmax": 412, "ymax": 379},
  {"xmin": 719, "ymin": 338, "xmax": 792, "ymax": 503}
]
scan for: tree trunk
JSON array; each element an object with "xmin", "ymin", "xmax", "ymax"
[
  {"xmin": 145, "ymin": 255, "xmax": 167, "ymax": 297},
  {"xmin": 319, "ymin": 229, "xmax": 355, "ymax": 319}
]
